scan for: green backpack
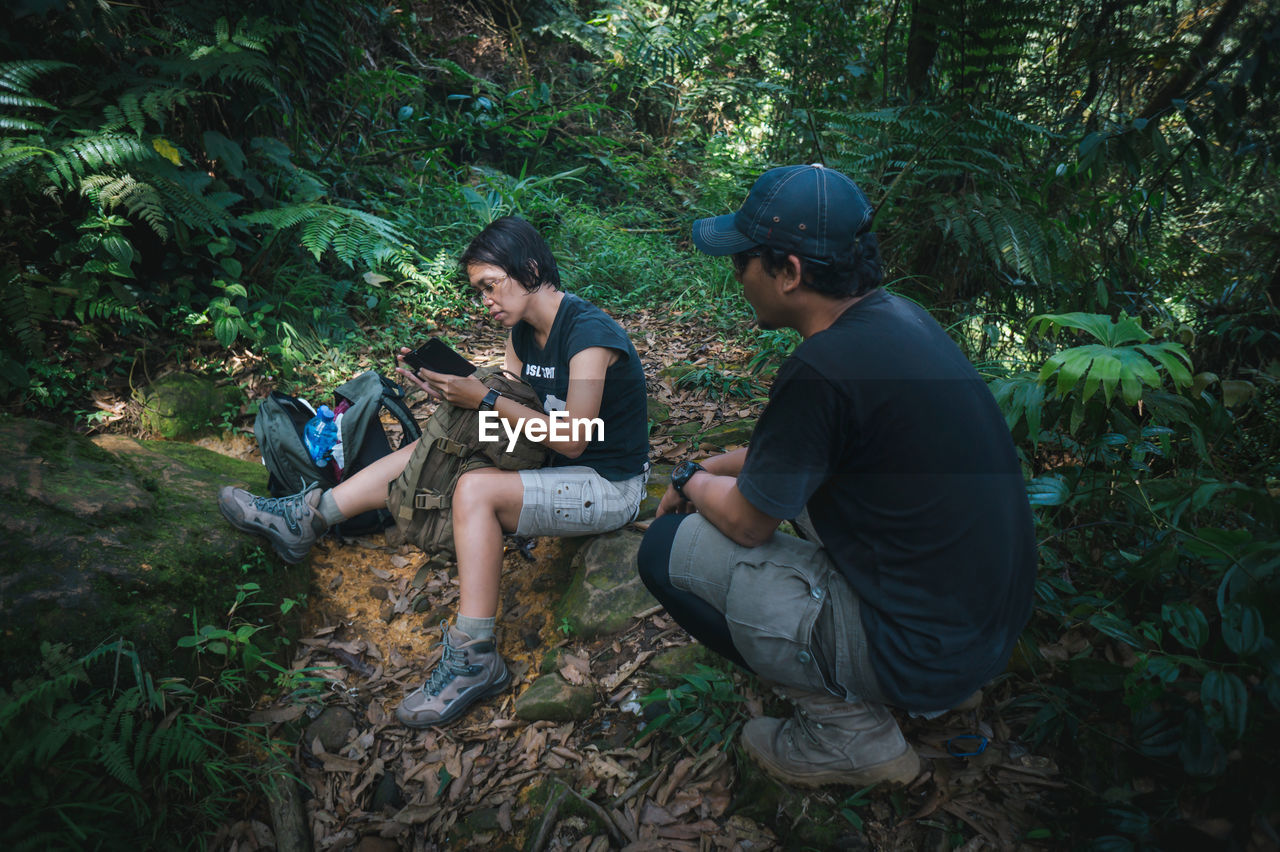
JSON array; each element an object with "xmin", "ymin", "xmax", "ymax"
[
  {"xmin": 386, "ymin": 367, "xmax": 547, "ymax": 567},
  {"xmin": 255, "ymin": 371, "xmax": 420, "ymax": 536}
]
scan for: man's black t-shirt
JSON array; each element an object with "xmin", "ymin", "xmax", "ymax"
[
  {"xmin": 737, "ymin": 290, "xmax": 1036, "ymax": 711},
  {"xmin": 511, "ymin": 294, "xmax": 649, "ymax": 480}
]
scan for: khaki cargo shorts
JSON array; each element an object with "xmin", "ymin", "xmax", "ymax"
[
  {"xmin": 515, "ymin": 465, "xmax": 648, "ymax": 537},
  {"xmin": 666, "ymin": 513, "xmax": 889, "ymax": 705}
]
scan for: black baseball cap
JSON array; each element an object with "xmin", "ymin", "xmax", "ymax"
[{"xmin": 691, "ymin": 164, "xmax": 874, "ymax": 260}]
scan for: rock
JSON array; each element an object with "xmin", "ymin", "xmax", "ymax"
[
  {"xmin": 557, "ymin": 529, "xmax": 655, "ymax": 639},
  {"xmin": 661, "ymin": 420, "xmax": 702, "ymax": 439},
  {"xmin": 137, "ymin": 372, "xmax": 242, "ymax": 439},
  {"xmin": 514, "ymin": 673, "xmax": 595, "ymax": 722},
  {"xmin": 0, "ymin": 417, "xmax": 301, "ymax": 683},
  {"xmin": 370, "ymin": 770, "xmax": 403, "ymax": 812},
  {"xmin": 635, "ymin": 464, "xmax": 673, "ymax": 521},
  {"xmin": 699, "ymin": 419, "xmax": 755, "ymax": 449},
  {"xmin": 649, "ymin": 643, "xmax": 717, "ymax": 678},
  {"xmin": 306, "ymin": 705, "xmax": 357, "ymax": 752},
  {"xmin": 659, "ymin": 362, "xmax": 697, "ymax": 383},
  {"xmin": 647, "ymin": 398, "xmax": 671, "ymax": 425}
]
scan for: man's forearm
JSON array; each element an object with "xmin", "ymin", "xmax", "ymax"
[
  {"xmin": 682, "ymin": 468, "xmax": 778, "ymax": 548},
  {"xmin": 698, "ymin": 447, "xmax": 748, "ymax": 477}
]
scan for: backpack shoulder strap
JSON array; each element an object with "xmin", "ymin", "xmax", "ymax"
[{"xmin": 378, "ymin": 376, "xmax": 421, "ymax": 446}]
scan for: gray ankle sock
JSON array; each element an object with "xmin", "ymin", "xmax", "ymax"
[
  {"xmin": 317, "ymin": 490, "xmax": 346, "ymax": 526},
  {"xmin": 455, "ymin": 615, "xmax": 495, "ymax": 642}
]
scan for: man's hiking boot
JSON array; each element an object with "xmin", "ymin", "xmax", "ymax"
[
  {"xmin": 742, "ymin": 687, "xmax": 921, "ymax": 788},
  {"xmin": 218, "ymin": 483, "xmax": 326, "ymax": 564},
  {"xmin": 396, "ymin": 623, "xmax": 511, "ymax": 728}
]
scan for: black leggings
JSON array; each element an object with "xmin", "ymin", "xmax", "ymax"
[{"xmin": 636, "ymin": 513, "xmax": 754, "ymax": 672}]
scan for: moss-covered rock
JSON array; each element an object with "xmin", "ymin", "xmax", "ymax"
[
  {"xmin": 658, "ymin": 362, "xmax": 698, "ymax": 383},
  {"xmin": 648, "ymin": 643, "xmax": 717, "ymax": 678},
  {"xmin": 513, "ymin": 673, "xmax": 595, "ymax": 722},
  {"xmin": 647, "ymin": 398, "xmax": 671, "ymax": 426},
  {"xmin": 137, "ymin": 372, "xmax": 242, "ymax": 439},
  {"xmin": 661, "ymin": 420, "xmax": 702, "ymax": 439},
  {"xmin": 635, "ymin": 463, "xmax": 673, "ymax": 521},
  {"xmin": 699, "ymin": 419, "xmax": 756, "ymax": 449},
  {"xmin": 556, "ymin": 529, "xmax": 654, "ymax": 639},
  {"xmin": 0, "ymin": 416, "xmax": 301, "ymax": 683}
]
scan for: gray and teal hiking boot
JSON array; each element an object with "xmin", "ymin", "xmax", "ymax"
[
  {"xmin": 217, "ymin": 483, "xmax": 327, "ymax": 564},
  {"xmin": 396, "ymin": 623, "xmax": 511, "ymax": 728}
]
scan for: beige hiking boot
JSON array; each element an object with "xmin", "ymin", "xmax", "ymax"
[
  {"xmin": 742, "ymin": 688, "xmax": 921, "ymax": 788},
  {"xmin": 396, "ymin": 623, "xmax": 511, "ymax": 728},
  {"xmin": 218, "ymin": 482, "xmax": 326, "ymax": 564}
]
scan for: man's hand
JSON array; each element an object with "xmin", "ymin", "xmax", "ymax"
[{"xmin": 655, "ymin": 483, "xmax": 695, "ymax": 518}]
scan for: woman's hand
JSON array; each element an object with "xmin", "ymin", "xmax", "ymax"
[{"xmin": 395, "ymin": 361, "xmax": 488, "ymax": 408}]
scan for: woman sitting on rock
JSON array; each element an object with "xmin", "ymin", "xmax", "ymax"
[{"xmin": 218, "ymin": 215, "xmax": 650, "ymax": 726}]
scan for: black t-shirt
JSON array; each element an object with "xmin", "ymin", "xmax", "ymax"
[
  {"xmin": 738, "ymin": 290, "xmax": 1036, "ymax": 711},
  {"xmin": 511, "ymin": 294, "xmax": 649, "ymax": 480}
]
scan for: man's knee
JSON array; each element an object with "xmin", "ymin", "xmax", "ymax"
[{"xmin": 637, "ymin": 513, "xmax": 686, "ymax": 596}]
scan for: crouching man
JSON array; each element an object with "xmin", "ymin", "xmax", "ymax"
[{"xmin": 638, "ymin": 165, "xmax": 1036, "ymax": 787}]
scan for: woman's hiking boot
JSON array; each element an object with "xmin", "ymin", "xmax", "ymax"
[
  {"xmin": 742, "ymin": 687, "xmax": 921, "ymax": 788},
  {"xmin": 218, "ymin": 483, "xmax": 326, "ymax": 564},
  {"xmin": 396, "ymin": 623, "xmax": 511, "ymax": 728}
]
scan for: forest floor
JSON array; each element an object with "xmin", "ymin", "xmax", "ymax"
[{"xmin": 184, "ymin": 310, "xmax": 1066, "ymax": 851}]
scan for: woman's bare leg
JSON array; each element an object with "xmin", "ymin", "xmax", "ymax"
[
  {"xmin": 330, "ymin": 439, "xmax": 418, "ymax": 518},
  {"xmin": 449, "ymin": 468, "xmax": 525, "ymax": 618}
]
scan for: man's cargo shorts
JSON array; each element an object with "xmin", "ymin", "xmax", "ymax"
[{"xmin": 665, "ymin": 512, "xmax": 891, "ymax": 705}]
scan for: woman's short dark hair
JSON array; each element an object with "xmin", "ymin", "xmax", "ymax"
[
  {"xmin": 757, "ymin": 232, "xmax": 882, "ymax": 298},
  {"xmin": 459, "ymin": 215, "xmax": 561, "ymax": 292}
]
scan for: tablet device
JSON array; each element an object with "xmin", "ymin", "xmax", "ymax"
[{"xmin": 401, "ymin": 337, "xmax": 476, "ymax": 377}]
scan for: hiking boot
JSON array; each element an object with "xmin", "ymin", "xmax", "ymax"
[
  {"xmin": 742, "ymin": 687, "xmax": 921, "ymax": 788},
  {"xmin": 396, "ymin": 623, "xmax": 511, "ymax": 728},
  {"xmin": 218, "ymin": 483, "xmax": 326, "ymax": 564}
]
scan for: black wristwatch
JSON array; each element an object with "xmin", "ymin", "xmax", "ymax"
[
  {"xmin": 670, "ymin": 460, "xmax": 705, "ymax": 499},
  {"xmin": 479, "ymin": 388, "xmax": 502, "ymax": 411}
]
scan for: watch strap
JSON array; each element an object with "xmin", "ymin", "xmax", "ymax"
[{"xmin": 479, "ymin": 388, "xmax": 502, "ymax": 411}]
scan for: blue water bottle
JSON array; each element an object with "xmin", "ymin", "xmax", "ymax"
[{"xmin": 303, "ymin": 404, "xmax": 339, "ymax": 466}]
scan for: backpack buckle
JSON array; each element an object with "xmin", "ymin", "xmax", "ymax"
[
  {"xmin": 433, "ymin": 436, "xmax": 466, "ymax": 456},
  {"xmin": 413, "ymin": 490, "xmax": 449, "ymax": 511}
]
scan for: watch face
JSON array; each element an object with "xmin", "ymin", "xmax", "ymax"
[{"xmin": 672, "ymin": 460, "xmax": 697, "ymax": 488}]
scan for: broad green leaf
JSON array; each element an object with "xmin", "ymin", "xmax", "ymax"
[
  {"xmin": 1221, "ymin": 604, "xmax": 1264, "ymax": 656},
  {"xmin": 1162, "ymin": 602, "xmax": 1209, "ymax": 650},
  {"xmin": 1201, "ymin": 670, "xmax": 1248, "ymax": 740},
  {"xmin": 1026, "ymin": 474, "xmax": 1069, "ymax": 506}
]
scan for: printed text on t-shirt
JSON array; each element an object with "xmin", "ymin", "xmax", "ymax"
[{"xmin": 525, "ymin": 364, "xmax": 555, "ymax": 379}]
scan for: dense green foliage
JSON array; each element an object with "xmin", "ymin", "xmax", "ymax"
[{"xmin": 3, "ymin": 0, "xmax": 1278, "ymax": 846}]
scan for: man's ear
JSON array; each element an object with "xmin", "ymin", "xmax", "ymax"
[{"xmin": 777, "ymin": 254, "xmax": 804, "ymax": 294}]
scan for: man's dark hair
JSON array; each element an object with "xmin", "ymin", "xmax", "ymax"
[
  {"xmin": 459, "ymin": 215, "xmax": 561, "ymax": 292},
  {"xmin": 756, "ymin": 232, "xmax": 882, "ymax": 298}
]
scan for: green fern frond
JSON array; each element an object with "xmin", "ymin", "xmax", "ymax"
[
  {"xmin": 0, "ymin": 92, "xmax": 55, "ymax": 112},
  {"xmin": 243, "ymin": 203, "xmax": 419, "ymax": 273},
  {"xmin": 42, "ymin": 134, "xmax": 153, "ymax": 189},
  {"xmin": 0, "ymin": 60, "xmax": 72, "ymax": 96},
  {"xmin": 81, "ymin": 174, "xmax": 169, "ymax": 239},
  {"xmin": 0, "ymin": 116, "xmax": 44, "ymax": 131}
]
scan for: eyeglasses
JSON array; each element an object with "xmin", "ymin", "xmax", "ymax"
[
  {"xmin": 731, "ymin": 248, "xmax": 764, "ymax": 275},
  {"xmin": 471, "ymin": 272, "xmax": 510, "ymax": 302}
]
